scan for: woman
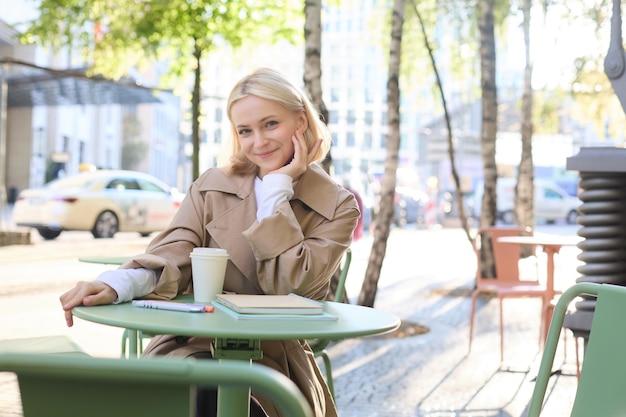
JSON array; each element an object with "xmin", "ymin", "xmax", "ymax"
[{"xmin": 60, "ymin": 67, "xmax": 360, "ymax": 417}]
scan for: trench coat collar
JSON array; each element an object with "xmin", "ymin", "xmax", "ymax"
[{"xmin": 198, "ymin": 163, "xmax": 338, "ymax": 220}]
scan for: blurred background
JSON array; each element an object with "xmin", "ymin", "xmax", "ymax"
[{"xmin": 0, "ymin": 0, "xmax": 619, "ymax": 231}]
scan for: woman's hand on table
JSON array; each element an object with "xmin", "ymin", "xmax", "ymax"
[{"xmin": 60, "ymin": 281, "xmax": 118, "ymax": 327}]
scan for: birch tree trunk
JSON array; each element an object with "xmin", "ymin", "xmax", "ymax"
[
  {"xmin": 304, "ymin": 0, "xmax": 347, "ymax": 300},
  {"xmin": 191, "ymin": 41, "xmax": 202, "ymax": 180},
  {"xmin": 478, "ymin": 0, "xmax": 498, "ymax": 278},
  {"xmin": 516, "ymin": 0, "xmax": 535, "ymax": 236},
  {"xmin": 303, "ymin": 0, "xmax": 331, "ymax": 174},
  {"xmin": 358, "ymin": 0, "xmax": 405, "ymax": 307}
]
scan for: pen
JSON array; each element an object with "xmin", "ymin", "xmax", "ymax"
[{"xmin": 132, "ymin": 300, "xmax": 214, "ymax": 313}]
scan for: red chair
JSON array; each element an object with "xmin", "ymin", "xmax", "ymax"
[{"xmin": 468, "ymin": 227, "xmax": 548, "ymax": 362}]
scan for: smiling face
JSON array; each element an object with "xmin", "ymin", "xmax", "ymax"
[{"xmin": 230, "ymin": 95, "xmax": 307, "ymax": 178}]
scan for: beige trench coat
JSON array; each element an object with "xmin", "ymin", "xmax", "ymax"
[{"xmin": 120, "ymin": 163, "xmax": 359, "ymax": 417}]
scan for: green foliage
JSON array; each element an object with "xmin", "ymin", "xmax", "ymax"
[
  {"xmin": 20, "ymin": 0, "xmax": 303, "ymax": 181},
  {"xmin": 532, "ymin": 88, "xmax": 567, "ymax": 134},
  {"xmin": 399, "ymin": 0, "xmax": 483, "ymax": 109},
  {"xmin": 20, "ymin": 0, "xmax": 302, "ymax": 86},
  {"xmin": 570, "ymin": 54, "xmax": 626, "ymax": 140}
]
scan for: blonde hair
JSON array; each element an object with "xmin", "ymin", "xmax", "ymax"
[{"xmin": 218, "ymin": 68, "xmax": 331, "ymax": 175}]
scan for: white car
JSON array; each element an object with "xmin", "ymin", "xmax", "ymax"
[
  {"xmin": 13, "ymin": 170, "xmax": 184, "ymax": 240},
  {"xmin": 474, "ymin": 178, "xmax": 581, "ymax": 225}
]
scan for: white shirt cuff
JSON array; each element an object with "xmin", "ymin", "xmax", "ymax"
[
  {"xmin": 97, "ymin": 268, "xmax": 158, "ymax": 304},
  {"xmin": 255, "ymin": 174, "xmax": 294, "ymax": 222}
]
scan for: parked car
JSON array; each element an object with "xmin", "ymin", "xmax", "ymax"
[
  {"xmin": 437, "ymin": 190, "xmax": 476, "ymax": 224},
  {"xmin": 473, "ymin": 178, "xmax": 581, "ymax": 224},
  {"xmin": 13, "ymin": 170, "xmax": 184, "ymax": 240},
  {"xmin": 394, "ymin": 186, "xmax": 428, "ymax": 227}
]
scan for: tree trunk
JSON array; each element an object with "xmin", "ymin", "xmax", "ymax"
[
  {"xmin": 191, "ymin": 41, "xmax": 202, "ymax": 180},
  {"xmin": 303, "ymin": 0, "xmax": 332, "ymax": 174},
  {"xmin": 478, "ymin": 0, "xmax": 498, "ymax": 278},
  {"xmin": 303, "ymin": 0, "xmax": 345, "ymax": 299},
  {"xmin": 358, "ymin": 0, "xmax": 405, "ymax": 308},
  {"xmin": 516, "ymin": 0, "xmax": 535, "ymax": 242}
]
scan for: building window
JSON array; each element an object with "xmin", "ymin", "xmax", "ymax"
[
  {"xmin": 365, "ymin": 65, "xmax": 375, "ymax": 83},
  {"xmin": 347, "ymin": 88, "xmax": 356, "ymax": 103},
  {"xmin": 347, "ymin": 110, "xmax": 356, "ymax": 124},
  {"xmin": 364, "ymin": 132, "xmax": 372, "ymax": 148},
  {"xmin": 346, "ymin": 131, "xmax": 355, "ymax": 147},
  {"xmin": 364, "ymin": 111, "xmax": 373, "ymax": 125}
]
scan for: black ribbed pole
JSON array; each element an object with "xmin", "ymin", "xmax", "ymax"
[{"xmin": 564, "ymin": 147, "xmax": 626, "ymax": 345}]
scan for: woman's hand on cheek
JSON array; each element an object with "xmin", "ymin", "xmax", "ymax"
[{"xmin": 271, "ymin": 132, "xmax": 321, "ymax": 179}]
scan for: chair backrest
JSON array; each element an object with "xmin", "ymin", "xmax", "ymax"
[
  {"xmin": 0, "ymin": 353, "xmax": 313, "ymax": 417},
  {"xmin": 333, "ymin": 248, "xmax": 352, "ymax": 302},
  {"xmin": 527, "ymin": 282, "xmax": 626, "ymax": 417},
  {"xmin": 474, "ymin": 227, "xmax": 532, "ymax": 283},
  {"xmin": 307, "ymin": 248, "xmax": 352, "ymax": 352}
]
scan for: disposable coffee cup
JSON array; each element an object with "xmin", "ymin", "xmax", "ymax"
[{"xmin": 189, "ymin": 248, "xmax": 229, "ymax": 303}]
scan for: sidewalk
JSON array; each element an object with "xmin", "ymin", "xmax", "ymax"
[
  {"xmin": 332, "ymin": 228, "xmax": 580, "ymax": 417},
  {"xmin": 0, "ymin": 227, "xmax": 581, "ymax": 416}
]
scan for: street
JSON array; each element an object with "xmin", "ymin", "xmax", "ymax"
[{"xmin": 0, "ymin": 230, "xmax": 152, "ymax": 357}]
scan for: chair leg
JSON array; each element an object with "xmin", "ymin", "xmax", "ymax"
[
  {"xmin": 540, "ymin": 299, "xmax": 555, "ymax": 349},
  {"xmin": 499, "ymin": 296, "xmax": 505, "ymax": 363},
  {"xmin": 318, "ymin": 350, "xmax": 335, "ymax": 400},
  {"xmin": 575, "ymin": 336, "xmax": 581, "ymax": 380},
  {"xmin": 469, "ymin": 290, "xmax": 480, "ymax": 353},
  {"xmin": 562, "ymin": 326, "xmax": 568, "ymax": 363}
]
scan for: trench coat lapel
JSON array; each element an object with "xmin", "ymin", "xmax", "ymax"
[{"xmin": 293, "ymin": 163, "xmax": 338, "ymax": 221}]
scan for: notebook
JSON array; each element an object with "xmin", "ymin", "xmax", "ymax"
[
  {"xmin": 214, "ymin": 293, "xmax": 324, "ymax": 315},
  {"xmin": 212, "ymin": 300, "xmax": 337, "ymax": 321}
]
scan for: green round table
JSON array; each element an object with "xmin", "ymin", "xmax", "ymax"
[{"xmin": 73, "ymin": 296, "xmax": 400, "ymax": 417}]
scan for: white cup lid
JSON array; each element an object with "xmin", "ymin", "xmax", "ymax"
[{"xmin": 190, "ymin": 247, "xmax": 229, "ymax": 257}]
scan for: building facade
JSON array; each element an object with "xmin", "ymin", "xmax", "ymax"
[{"xmin": 0, "ymin": 5, "xmax": 181, "ymax": 203}]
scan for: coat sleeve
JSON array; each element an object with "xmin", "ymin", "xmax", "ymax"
[
  {"xmin": 242, "ymin": 187, "xmax": 360, "ymax": 300},
  {"xmin": 118, "ymin": 180, "xmax": 210, "ymax": 300}
]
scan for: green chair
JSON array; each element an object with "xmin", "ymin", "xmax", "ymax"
[
  {"xmin": 526, "ymin": 282, "xmax": 626, "ymax": 417},
  {"xmin": 308, "ymin": 247, "xmax": 352, "ymax": 399},
  {"xmin": 0, "ymin": 352, "xmax": 313, "ymax": 417},
  {"xmin": 0, "ymin": 335, "xmax": 85, "ymax": 356}
]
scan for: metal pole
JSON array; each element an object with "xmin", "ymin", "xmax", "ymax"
[{"xmin": 0, "ymin": 62, "xmax": 8, "ymax": 230}]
